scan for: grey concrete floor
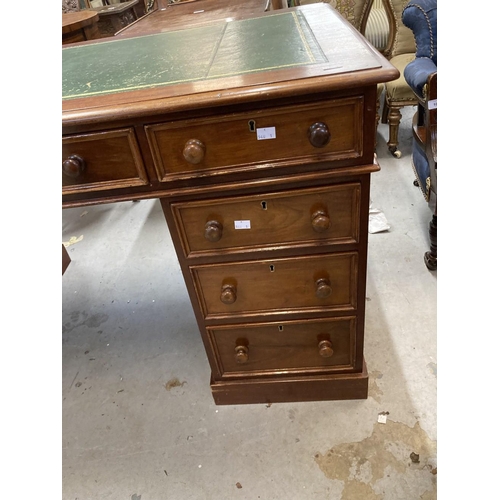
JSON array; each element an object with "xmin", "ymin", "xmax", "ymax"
[{"xmin": 62, "ymin": 106, "xmax": 437, "ymax": 499}]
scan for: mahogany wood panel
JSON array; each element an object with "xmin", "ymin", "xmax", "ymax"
[
  {"xmin": 208, "ymin": 316, "xmax": 356, "ymax": 378},
  {"xmin": 171, "ymin": 183, "xmax": 361, "ymax": 259},
  {"xmin": 211, "ymin": 359, "xmax": 369, "ymax": 405},
  {"xmin": 123, "ymin": 0, "xmax": 272, "ymax": 35},
  {"xmin": 191, "ymin": 252, "xmax": 358, "ymax": 320},
  {"xmin": 146, "ymin": 97, "xmax": 364, "ymax": 182},
  {"xmin": 62, "ymin": 128, "xmax": 149, "ymax": 194}
]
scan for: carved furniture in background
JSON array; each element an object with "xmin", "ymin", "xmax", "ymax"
[
  {"xmin": 375, "ymin": 0, "xmax": 418, "ymax": 158},
  {"xmin": 62, "ymin": 10, "xmax": 100, "ymax": 44},
  {"xmin": 403, "ymin": 0, "xmax": 437, "ymax": 269},
  {"xmin": 91, "ymin": 0, "xmax": 140, "ymax": 37}
]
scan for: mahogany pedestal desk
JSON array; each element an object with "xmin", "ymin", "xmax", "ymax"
[{"xmin": 62, "ymin": 3, "xmax": 398, "ymax": 405}]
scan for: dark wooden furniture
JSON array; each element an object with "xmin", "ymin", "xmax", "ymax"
[
  {"xmin": 62, "ymin": 11, "xmax": 100, "ymax": 44},
  {"xmin": 92, "ymin": 0, "xmax": 140, "ymax": 37},
  {"xmin": 102, "ymin": 0, "xmax": 147, "ymax": 18},
  {"xmin": 375, "ymin": 0, "xmax": 418, "ymax": 158},
  {"xmin": 62, "ymin": 3, "xmax": 398, "ymax": 404},
  {"xmin": 411, "ymin": 73, "xmax": 437, "ymax": 270},
  {"xmin": 402, "ymin": 0, "xmax": 437, "ymax": 270}
]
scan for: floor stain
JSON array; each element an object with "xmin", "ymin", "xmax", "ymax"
[
  {"xmin": 314, "ymin": 420, "xmax": 437, "ymax": 499},
  {"xmin": 368, "ymin": 370, "xmax": 384, "ymax": 403},
  {"xmin": 427, "ymin": 362, "xmax": 437, "ymax": 377},
  {"xmin": 165, "ymin": 378, "xmax": 187, "ymax": 391},
  {"xmin": 62, "ymin": 311, "xmax": 109, "ymax": 334}
]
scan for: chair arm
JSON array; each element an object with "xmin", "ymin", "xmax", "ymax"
[
  {"xmin": 404, "ymin": 57, "xmax": 436, "ymax": 100},
  {"xmin": 402, "ymin": 0, "xmax": 437, "ymax": 64}
]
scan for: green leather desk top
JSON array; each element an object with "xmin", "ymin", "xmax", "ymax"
[
  {"xmin": 63, "ymin": 11, "xmax": 329, "ymax": 100},
  {"xmin": 61, "ymin": 3, "xmax": 400, "ymax": 123}
]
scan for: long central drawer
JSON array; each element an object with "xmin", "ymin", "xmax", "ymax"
[
  {"xmin": 145, "ymin": 97, "xmax": 364, "ymax": 182},
  {"xmin": 191, "ymin": 252, "xmax": 358, "ymax": 320}
]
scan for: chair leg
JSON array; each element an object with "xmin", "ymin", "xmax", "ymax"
[
  {"xmin": 381, "ymin": 96, "xmax": 388, "ymax": 124},
  {"xmin": 424, "ymin": 214, "xmax": 437, "ymax": 270},
  {"xmin": 386, "ymin": 104, "xmax": 402, "ymax": 158}
]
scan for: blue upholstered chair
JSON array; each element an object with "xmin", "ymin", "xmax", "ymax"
[{"xmin": 402, "ymin": 0, "xmax": 437, "ymax": 269}]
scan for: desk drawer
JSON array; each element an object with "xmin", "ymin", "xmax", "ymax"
[
  {"xmin": 172, "ymin": 184, "xmax": 360, "ymax": 258},
  {"xmin": 191, "ymin": 252, "xmax": 357, "ymax": 320},
  {"xmin": 208, "ymin": 317, "xmax": 356, "ymax": 377},
  {"xmin": 62, "ymin": 128, "xmax": 148, "ymax": 195},
  {"xmin": 146, "ymin": 97, "xmax": 363, "ymax": 182}
]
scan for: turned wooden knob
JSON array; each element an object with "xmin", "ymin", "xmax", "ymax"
[
  {"xmin": 183, "ymin": 138, "xmax": 206, "ymax": 164},
  {"xmin": 308, "ymin": 122, "xmax": 331, "ymax": 148},
  {"xmin": 318, "ymin": 340, "xmax": 334, "ymax": 358},
  {"xmin": 311, "ymin": 208, "xmax": 331, "ymax": 232},
  {"xmin": 204, "ymin": 220, "xmax": 223, "ymax": 242},
  {"xmin": 315, "ymin": 278, "xmax": 332, "ymax": 299},
  {"xmin": 234, "ymin": 345, "xmax": 249, "ymax": 363},
  {"xmin": 62, "ymin": 154, "xmax": 86, "ymax": 178},
  {"xmin": 220, "ymin": 283, "xmax": 237, "ymax": 304}
]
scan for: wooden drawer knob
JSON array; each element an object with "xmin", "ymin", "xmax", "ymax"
[
  {"xmin": 234, "ymin": 345, "xmax": 249, "ymax": 364},
  {"xmin": 315, "ymin": 278, "xmax": 332, "ymax": 299},
  {"xmin": 204, "ymin": 220, "xmax": 223, "ymax": 242},
  {"xmin": 311, "ymin": 208, "xmax": 331, "ymax": 232},
  {"xmin": 183, "ymin": 138, "xmax": 206, "ymax": 164},
  {"xmin": 318, "ymin": 340, "xmax": 334, "ymax": 358},
  {"xmin": 220, "ymin": 283, "xmax": 237, "ymax": 304},
  {"xmin": 62, "ymin": 154, "xmax": 86, "ymax": 178},
  {"xmin": 308, "ymin": 122, "xmax": 331, "ymax": 148}
]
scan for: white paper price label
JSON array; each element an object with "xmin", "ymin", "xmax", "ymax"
[
  {"xmin": 234, "ymin": 220, "xmax": 251, "ymax": 229},
  {"xmin": 256, "ymin": 127, "xmax": 276, "ymax": 140},
  {"xmin": 428, "ymin": 99, "xmax": 437, "ymax": 110}
]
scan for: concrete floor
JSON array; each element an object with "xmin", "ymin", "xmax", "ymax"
[{"xmin": 62, "ymin": 106, "xmax": 437, "ymax": 499}]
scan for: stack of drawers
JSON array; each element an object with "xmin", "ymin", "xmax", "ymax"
[{"xmin": 151, "ymin": 96, "xmax": 376, "ymax": 405}]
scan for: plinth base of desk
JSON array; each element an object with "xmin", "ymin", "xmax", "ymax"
[{"xmin": 211, "ymin": 359, "xmax": 368, "ymax": 405}]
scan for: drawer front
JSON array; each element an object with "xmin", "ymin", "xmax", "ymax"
[
  {"xmin": 146, "ymin": 97, "xmax": 363, "ymax": 182},
  {"xmin": 208, "ymin": 317, "xmax": 356, "ymax": 377},
  {"xmin": 191, "ymin": 252, "xmax": 357, "ymax": 320},
  {"xmin": 62, "ymin": 128, "xmax": 148, "ymax": 195},
  {"xmin": 172, "ymin": 184, "xmax": 360, "ymax": 258}
]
